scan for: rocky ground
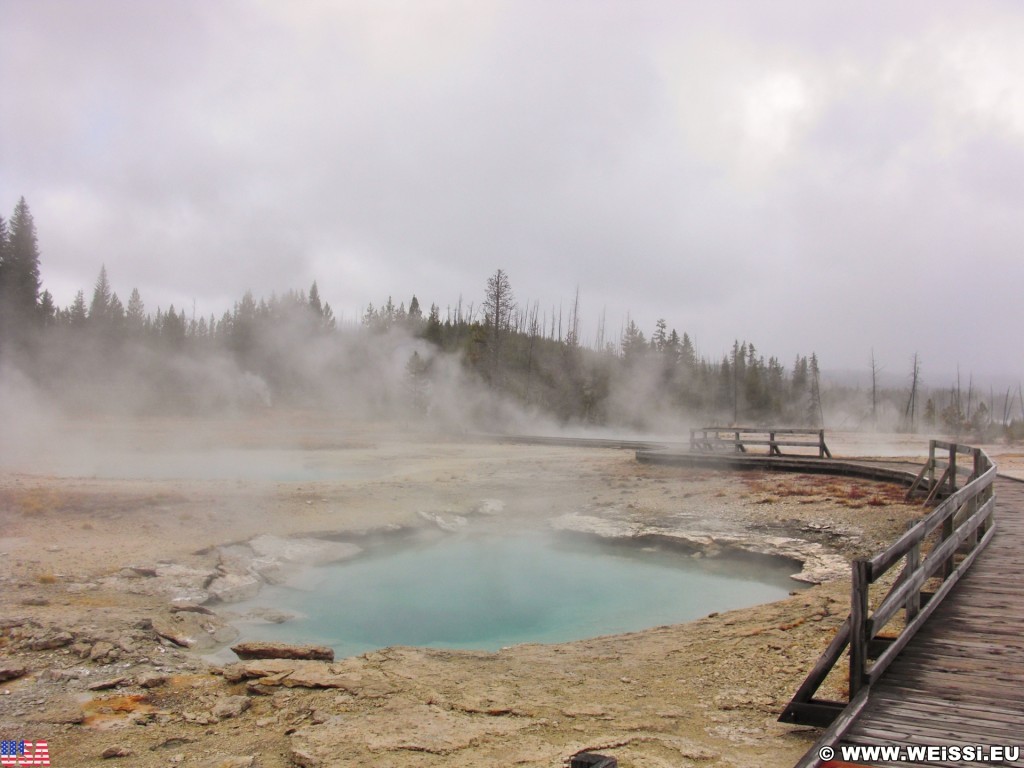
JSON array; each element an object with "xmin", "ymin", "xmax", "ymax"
[{"xmin": 1, "ymin": 416, "xmax": 1017, "ymax": 767}]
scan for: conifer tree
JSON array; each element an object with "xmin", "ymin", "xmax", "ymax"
[
  {"xmin": 0, "ymin": 198, "xmax": 43, "ymax": 339},
  {"xmin": 68, "ymin": 290, "xmax": 88, "ymax": 327},
  {"xmin": 126, "ymin": 288, "xmax": 146, "ymax": 336},
  {"xmin": 679, "ymin": 332, "xmax": 696, "ymax": 368},
  {"xmin": 665, "ymin": 329, "xmax": 681, "ymax": 361},
  {"xmin": 792, "ymin": 355, "xmax": 809, "ymax": 400},
  {"xmin": 0, "ymin": 215, "xmax": 9, "ymax": 273},
  {"xmin": 309, "ymin": 281, "xmax": 323, "ymax": 317},
  {"xmin": 89, "ymin": 265, "xmax": 113, "ymax": 325},
  {"xmin": 362, "ymin": 302, "xmax": 378, "ymax": 329},
  {"xmin": 620, "ymin": 318, "xmax": 646, "ymax": 362},
  {"xmin": 232, "ymin": 291, "xmax": 258, "ymax": 362},
  {"xmin": 408, "ymin": 295, "xmax": 422, "ymax": 323},
  {"xmin": 382, "ymin": 296, "xmax": 396, "ymax": 329},
  {"xmin": 425, "ymin": 303, "xmax": 442, "ymax": 344},
  {"xmin": 651, "ymin": 318, "xmax": 667, "ymax": 353},
  {"xmin": 39, "ymin": 290, "xmax": 57, "ymax": 326},
  {"xmin": 161, "ymin": 305, "xmax": 186, "ymax": 348},
  {"xmin": 307, "ymin": 281, "xmax": 335, "ymax": 331},
  {"xmin": 109, "ymin": 293, "xmax": 125, "ymax": 328},
  {"xmin": 320, "ymin": 301, "xmax": 335, "ymax": 331},
  {"xmin": 807, "ymin": 353, "xmax": 823, "ymax": 427}
]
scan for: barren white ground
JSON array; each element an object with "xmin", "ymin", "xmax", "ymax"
[{"xmin": 1, "ymin": 416, "xmax": 1018, "ymax": 767}]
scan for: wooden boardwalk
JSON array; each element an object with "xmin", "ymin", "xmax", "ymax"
[
  {"xmin": 829, "ymin": 475, "xmax": 1024, "ymax": 767},
  {"xmin": 637, "ymin": 448, "xmax": 923, "ymax": 487},
  {"xmin": 634, "ymin": 440, "xmax": 1023, "ymax": 765}
]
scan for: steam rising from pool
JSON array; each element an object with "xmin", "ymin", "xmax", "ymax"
[{"xmin": 232, "ymin": 533, "xmax": 803, "ymax": 656}]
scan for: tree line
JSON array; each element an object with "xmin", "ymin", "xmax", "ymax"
[{"xmin": 1, "ymin": 197, "xmax": 1019, "ymax": 436}]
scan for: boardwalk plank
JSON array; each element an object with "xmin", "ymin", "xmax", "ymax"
[
  {"xmin": 853, "ymin": 720, "xmax": 1023, "ymax": 744},
  {"xmin": 867, "ymin": 689, "xmax": 1024, "ymax": 718},
  {"xmin": 855, "ymin": 713, "xmax": 1024, "ymax": 740},
  {"xmin": 880, "ymin": 657, "xmax": 1024, "ymax": 680}
]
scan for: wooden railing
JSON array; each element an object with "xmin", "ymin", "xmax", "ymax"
[
  {"xmin": 905, "ymin": 439, "xmax": 981, "ymax": 504},
  {"xmin": 779, "ymin": 441, "xmax": 997, "ymax": 746},
  {"xmin": 690, "ymin": 427, "xmax": 831, "ymax": 458}
]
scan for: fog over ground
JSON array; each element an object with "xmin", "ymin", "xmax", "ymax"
[{"xmin": 2, "ymin": 0, "xmax": 1023, "ymax": 382}]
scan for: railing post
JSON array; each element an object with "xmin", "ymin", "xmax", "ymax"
[
  {"xmin": 965, "ymin": 453, "xmax": 984, "ymax": 549},
  {"xmin": 905, "ymin": 541, "xmax": 921, "ymax": 622},
  {"xmin": 928, "ymin": 440, "xmax": 936, "ymax": 490},
  {"xmin": 965, "ymin": 493, "xmax": 979, "ymax": 550},
  {"xmin": 940, "ymin": 443, "xmax": 959, "ymax": 578},
  {"xmin": 977, "ymin": 451, "xmax": 993, "ymax": 536},
  {"xmin": 949, "ymin": 444, "xmax": 957, "ymax": 494},
  {"xmin": 849, "ymin": 560, "xmax": 870, "ymax": 697},
  {"xmin": 940, "ymin": 514, "xmax": 955, "ymax": 579}
]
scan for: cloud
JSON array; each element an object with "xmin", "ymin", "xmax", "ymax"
[{"xmin": 2, "ymin": 0, "xmax": 1023, "ymax": 382}]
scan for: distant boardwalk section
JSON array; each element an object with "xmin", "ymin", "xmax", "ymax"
[
  {"xmin": 638, "ymin": 429, "xmax": 919, "ymax": 488},
  {"xmin": 689, "ymin": 427, "xmax": 832, "ymax": 458}
]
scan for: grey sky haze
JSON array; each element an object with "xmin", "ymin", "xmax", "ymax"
[{"xmin": 2, "ymin": 0, "xmax": 1022, "ymax": 384}]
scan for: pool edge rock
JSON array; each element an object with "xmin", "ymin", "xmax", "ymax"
[{"xmin": 550, "ymin": 512, "xmax": 848, "ymax": 583}]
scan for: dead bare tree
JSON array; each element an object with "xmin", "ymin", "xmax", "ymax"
[
  {"xmin": 870, "ymin": 349, "xmax": 882, "ymax": 429},
  {"xmin": 482, "ymin": 269, "xmax": 516, "ymax": 383},
  {"xmin": 525, "ymin": 301, "xmax": 540, "ymax": 403},
  {"xmin": 566, "ymin": 286, "xmax": 581, "ymax": 349},
  {"xmin": 903, "ymin": 352, "xmax": 921, "ymax": 432}
]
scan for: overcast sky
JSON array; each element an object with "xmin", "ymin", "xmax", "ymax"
[{"xmin": 2, "ymin": 0, "xmax": 1022, "ymax": 384}]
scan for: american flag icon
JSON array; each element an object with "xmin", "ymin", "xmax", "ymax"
[{"xmin": 0, "ymin": 741, "xmax": 50, "ymax": 767}]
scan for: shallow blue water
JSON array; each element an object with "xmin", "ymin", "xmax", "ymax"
[{"xmin": 234, "ymin": 533, "xmax": 802, "ymax": 656}]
